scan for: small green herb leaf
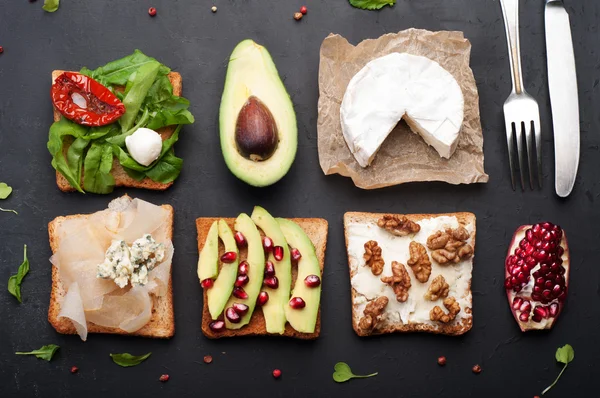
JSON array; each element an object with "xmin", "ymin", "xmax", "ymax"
[
  {"xmin": 0, "ymin": 207, "xmax": 18, "ymax": 215},
  {"xmin": 110, "ymin": 352, "xmax": 152, "ymax": 367},
  {"xmin": 333, "ymin": 362, "xmax": 378, "ymax": 383},
  {"xmin": 0, "ymin": 182, "xmax": 12, "ymax": 199},
  {"xmin": 15, "ymin": 344, "xmax": 60, "ymax": 361},
  {"xmin": 349, "ymin": 0, "xmax": 396, "ymax": 10},
  {"xmin": 8, "ymin": 245, "xmax": 30, "ymax": 303},
  {"xmin": 542, "ymin": 344, "xmax": 574, "ymax": 395},
  {"xmin": 42, "ymin": 0, "xmax": 60, "ymax": 12}
]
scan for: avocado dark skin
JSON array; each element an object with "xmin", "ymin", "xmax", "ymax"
[{"xmin": 235, "ymin": 96, "xmax": 279, "ymax": 161}]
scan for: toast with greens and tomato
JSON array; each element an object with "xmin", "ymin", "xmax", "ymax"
[
  {"xmin": 197, "ymin": 207, "xmax": 327, "ymax": 339},
  {"xmin": 48, "ymin": 50, "xmax": 194, "ymax": 194}
]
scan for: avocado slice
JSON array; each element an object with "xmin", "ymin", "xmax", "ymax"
[
  {"xmin": 251, "ymin": 206, "xmax": 291, "ymax": 334},
  {"xmin": 224, "ymin": 213, "xmax": 265, "ymax": 329},
  {"xmin": 278, "ymin": 218, "xmax": 322, "ymax": 333},
  {"xmin": 219, "ymin": 39, "xmax": 298, "ymax": 187},
  {"xmin": 197, "ymin": 221, "xmax": 219, "ymax": 281},
  {"xmin": 207, "ymin": 220, "xmax": 239, "ymax": 320}
]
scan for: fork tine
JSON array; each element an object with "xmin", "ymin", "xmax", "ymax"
[
  {"xmin": 525, "ymin": 120, "xmax": 535, "ymax": 190},
  {"xmin": 505, "ymin": 119, "xmax": 517, "ymax": 190},
  {"xmin": 515, "ymin": 121, "xmax": 527, "ymax": 191},
  {"xmin": 533, "ymin": 116, "xmax": 542, "ymax": 188}
]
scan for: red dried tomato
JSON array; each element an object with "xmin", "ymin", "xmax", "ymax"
[{"xmin": 51, "ymin": 72, "xmax": 126, "ymax": 126}]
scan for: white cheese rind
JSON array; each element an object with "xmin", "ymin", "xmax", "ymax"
[{"xmin": 340, "ymin": 53, "xmax": 465, "ymax": 167}]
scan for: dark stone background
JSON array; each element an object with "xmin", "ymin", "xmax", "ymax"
[{"xmin": 0, "ymin": 0, "xmax": 598, "ymax": 397}]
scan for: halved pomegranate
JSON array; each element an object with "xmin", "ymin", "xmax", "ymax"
[{"xmin": 504, "ymin": 222, "xmax": 570, "ymax": 332}]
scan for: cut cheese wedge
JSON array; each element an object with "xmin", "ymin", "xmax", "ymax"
[{"xmin": 340, "ymin": 53, "xmax": 465, "ymax": 167}]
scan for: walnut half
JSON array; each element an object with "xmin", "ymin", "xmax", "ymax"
[
  {"xmin": 364, "ymin": 240, "xmax": 384, "ymax": 275},
  {"xmin": 407, "ymin": 241, "xmax": 432, "ymax": 283},
  {"xmin": 377, "ymin": 215, "xmax": 420, "ymax": 237},
  {"xmin": 424, "ymin": 275, "xmax": 450, "ymax": 301},
  {"xmin": 430, "ymin": 296, "xmax": 461, "ymax": 323},
  {"xmin": 427, "ymin": 226, "xmax": 474, "ymax": 265},
  {"xmin": 358, "ymin": 296, "xmax": 389, "ymax": 335},
  {"xmin": 380, "ymin": 261, "xmax": 411, "ymax": 302}
]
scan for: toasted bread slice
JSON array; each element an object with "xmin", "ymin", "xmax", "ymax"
[
  {"xmin": 197, "ymin": 217, "xmax": 328, "ymax": 339},
  {"xmin": 344, "ymin": 211, "xmax": 476, "ymax": 337},
  {"xmin": 47, "ymin": 198, "xmax": 175, "ymax": 338},
  {"xmin": 51, "ymin": 70, "xmax": 183, "ymax": 192}
]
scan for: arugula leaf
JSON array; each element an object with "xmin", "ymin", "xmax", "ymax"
[
  {"xmin": 47, "ymin": 118, "xmax": 88, "ymax": 192},
  {"xmin": 146, "ymin": 97, "xmax": 195, "ymax": 130},
  {"xmin": 83, "ymin": 143, "xmax": 115, "ymax": 194},
  {"xmin": 82, "ymin": 50, "xmax": 170, "ymax": 87},
  {"xmin": 110, "ymin": 352, "xmax": 152, "ymax": 367},
  {"xmin": 333, "ymin": 362, "xmax": 378, "ymax": 383},
  {"xmin": 42, "ymin": 0, "xmax": 60, "ymax": 12},
  {"xmin": 119, "ymin": 61, "xmax": 161, "ymax": 132},
  {"xmin": 542, "ymin": 344, "xmax": 574, "ymax": 395},
  {"xmin": 0, "ymin": 182, "xmax": 12, "ymax": 199},
  {"xmin": 16, "ymin": 344, "xmax": 59, "ymax": 361},
  {"xmin": 8, "ymin": 245, "xmax": 30, "ymax": 303},
  {"xmin": 145, "ymin": 151, "xmax": 183, "ymax": 183},
  {"xmin": 349, "ymin": 0, "xmax": 396, "ymax": 10}
]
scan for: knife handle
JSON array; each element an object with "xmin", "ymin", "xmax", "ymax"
[{"xmin": 500, "ymin": 0, "xmax": 525, "ymax": 94}]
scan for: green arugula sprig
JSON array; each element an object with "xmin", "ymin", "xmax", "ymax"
[
  {"xmin": 542, "ymin": 344, "xmax": 574, "ymax": 395},
  {"xmin": 110, "ymin": 352, "xmax": 152, "ymax": 367},
  {"xmin": 42, "ymin": 0, "xmax": 60, "ymax": 13},
  {"xmin": 8, "ymin": 245, "xmax": 30, "ymax": 303},
  {"xmin": 333, "ymin": 362, "xmax": 378, "ymax": 383},
  {"xmin": 0, "ymin": 182, "xmax": 17, "ymax": 214},
  {"xmin": 349, "ymin": 0, "xmax": 396, "ymax": 10},
  {"xmin": 16, "ymin": 345, "xmax": 60, "ymax": 361}
]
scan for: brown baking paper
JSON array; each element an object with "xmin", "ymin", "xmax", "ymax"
[{"xmin": 317, "ymin": 29, "xmax": 489, "ymax": 189}]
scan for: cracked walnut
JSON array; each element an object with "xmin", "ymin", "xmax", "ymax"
[
  {"xmin": 430, "ymin": 296, "xmax": 461, "ymax": 323},
  {"xmin": 406, "ymin": 241, "xmax": 432, "ymax": 283},
  {"xmin": 424, "ymin": 275, "xmax": 450, "ymax": 301},
  {"xmin": 380, "ymin": 261, "xmax": 411, "ymax": 302},
  {"xmin": 357, "ymin": 296, "xmax": 389, "ymax": 335},
  {"xmin": 377, "ymin": 214, "xmax": 420, "ymax": 236},
  {"xmin": 426, "ymin": 226, "xmax": 474, "ymax": 265},
  {"xmin": 364, "ymin": 240, "xmax": 384, "ymax": 275}
]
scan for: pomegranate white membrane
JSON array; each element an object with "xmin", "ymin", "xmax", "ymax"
[{"xmin": 504, "ymin": 222, "xmax": 570, "ymax": 332}]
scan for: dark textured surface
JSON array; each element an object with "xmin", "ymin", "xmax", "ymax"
[{"xmin": 0, "ymin": 0, "xmax": 598, "ymax": 397}]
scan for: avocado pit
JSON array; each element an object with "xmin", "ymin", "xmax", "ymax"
[{"xmin": 235, "ymin": 96, "xmax": 279, "ymax": 161}]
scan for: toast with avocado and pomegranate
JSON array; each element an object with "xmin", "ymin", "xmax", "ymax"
[
  {"xmin": 344, "ymin": 211, "xmax": 476, "ymax": 337},
  {"xmin": 52, "ymin": 70, "xmax": 183, "ymax": 192},
  {"xmin": 48, "ymin": 195, "xmax": 175, "ymax": 340},
  {"xmin": 197, "ymin": 208, "xmax": 328, "ymax": 340}
]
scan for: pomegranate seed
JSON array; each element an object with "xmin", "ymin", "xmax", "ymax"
[
  {"xmin": 159, "ymin": 374, "xmax": 169, "ymax": 382},
  {"xmin": 148, "ymin": 7, "xmax": 157, "ymax": 16},
  {"xmin": 70, "ymin": 366, "xmax": 78, "ymax": 374},
  {"xmin": 532, "ymin": 292, "xmax": 542, "ymax": 301},
  {"xmin": 263, "ymin": 276, "xmax": 279, "ymax": 289},
  {"xmin": 257, "ymin": 291, "xmax": 269, "ymax": 306},
  {"xmin": 238, "ymin": 261, "xmax": 249, "ymax": 275},
  {"xmin": 264, "ymin": 261, "xmax": 276, "ymax": 277},
  {"xmin": 226, "ymin": 307, "xmax": 241, "ymax": 323},
  {"xmin": 300, "ymin": 5, "xmax": 307, "ymax": 14},
  {"xmin": 0, "ymin": 46, "xmax": 4, "ymax": 54},
  {"xmin": 548, "ymin": 303, "xmax": 559, "ymax": 317},
  {"xmin": 289, "ymin": 297, "xmax": 306, "ymax": 309},
  {"xmin": 472, "ymin": 364, "xmax": 482, "ymax": 374},
  {"xmin": 519, "ymin": 300, "xmax": 531, "ymax": 313},
  {"xmin": 534, "ymin": 250, "xmax": 548, "ymax": 262},
  {"xmin": 263, "ymin": 236, "xmax": 274, "ymax": 253},
  {"xmin": 557, "ymin": 246, "xmax": 564, "ymax": 256},
  {"xmin": 542, "ymin": 290, "xmax": 552, "ymax": 301},
  {"xmin": 517, "ymin": 272, "xmax": 527, "ymax": 284},
  {"xmin": 273, "ymin": 246, "xmax": 284, "ymax": 261},
  {"xmin": 519, "ymin": 239, "xmax": 528, "ymax": 249},
  {"xmin": 533, "ymin": 306, "xmax": 548, "ymax": 319},
  {"xmin": 519, "ymin": 311, "xmax": 530, "ymax": 322},
  {"xmin": 291, "ymin": 248, "xmax": 302, "ymax": 262},
  {"xmin": 512, "ymin": 297, "xmax": 523, "ymax": 310},
  {"xmin": 304, "ymin": 274, "xmax": 321, "ymax": 288},
  {"xmin": 557, "ymin": 291, "xmax": 567, "ymax": 302},
  {"xmin": 233, "ymin": 303, "xmax": 249, "ymax": 316},
  {"xmin": 544, "ymin": 280, "xmax": 553, "ymax": 289},
  {"xmin": 232, "ymin": 287, "xmax": 248, "ymax": 299},
  {"xmin": 504, "ymin": 278, "xmax": 512, "ymax": 289},
  {"xmin": 201, "ymin": 278, "xmax": 214, "ymax": 289},
  {"xmin": 209, "ymin": 320, "xmax": 225, "ymax": 332},
  {"xmin": 272, "ymin": 369, "xmax": 282, "ymax": 379},
  {"xmin": 539, "ymin": 264, "xmax": 550, "ymax": 275},
  {"xmin": 437, "ymin": 356, "xmax": 447, "ymax": 366},
  {"xmin": 221, "ymin": 251, "xmax": 237, "ymax": 263},
  {"xmin": 532, "ymin": 223, "xmax": 542, "ymax": 236},
  {"xmin": 551, "ymin": 285, "xmax": 562, "ymax": 298},
  {"xmin": 235, "ymin": 274, "xmax": 249, "ymax": 287},
  {"xmin": 203, "ymin": 355, "xmax": 213, "ymax": 364},
  {"xmin": 526, "ymin": 229, "xmax": 534, "ymax": 241},
  {"xmin": 234, "ymin": 232, "xmax": 247, "ymax": 248}
]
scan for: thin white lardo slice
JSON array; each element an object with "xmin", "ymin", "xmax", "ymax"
[{"xmin": 340, "ymin": 53, "xmax": 465, "ymax": 167}]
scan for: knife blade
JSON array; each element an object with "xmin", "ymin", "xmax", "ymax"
[{"xmin": 545, "ymin": 0, "xmax": 580, "ymax": 198}]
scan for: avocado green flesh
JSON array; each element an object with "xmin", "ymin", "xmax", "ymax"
[
  {"xmin": 224, "ymin": 213, "xmax": 265, "ymax": 329},
  {"xmin": 207, "ymin": 220, "xmax": 239, "ymax": 320},
  {"xmin": 278, "ymin": 218, "xmax": 321, "ymax": 333},
  {"xmin": 219, "ymin": 39, "xmax": 298, "ymax": 187},
  {"xmin": 251, "ymin": 206, "xmax": 291, "ymax": 334},
  {"xmin": 197, "ymin": 221, "xmax": 219, "ymax": 281}
]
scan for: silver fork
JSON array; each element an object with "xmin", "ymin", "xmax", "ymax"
[{"xmin": 499, "ymin": 0, "xmax": 542, "ymax": 190}]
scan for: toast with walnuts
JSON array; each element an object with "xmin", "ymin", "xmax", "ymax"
[
  {"xmin": 198, "ymin": 207, "xmax": 327, "ymax": 339},
  {"xmin": 48, "ymin": 195, "xmax": 175, "ymax": 340},
  {"xmin": 344, "ymin": 211, "xmax": 476, "ymax": 337}
]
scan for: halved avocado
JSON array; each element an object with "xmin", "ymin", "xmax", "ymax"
[
  {"xmin": 207, "ymin": 220, "xmax": 239, "ymax": 320},
  {"xmin": 197, "ymin": 221, "xmax": 219, "ymax": 281},
  {"xmin": 278, "ymin": 218, "xmax": 321, "ymax": 333},
  {"xmin": 219, "ymin": 39, "xmax": 298, "ymax": 187}
]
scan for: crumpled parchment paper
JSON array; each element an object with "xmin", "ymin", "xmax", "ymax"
[{"xmin": 317, "ymin": 29, "xmax": 489, "ymax": 189}]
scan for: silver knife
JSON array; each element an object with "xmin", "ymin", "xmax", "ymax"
[{"xmin": 545, "ymin": 0, "xmax": 580, "ymax": 197}]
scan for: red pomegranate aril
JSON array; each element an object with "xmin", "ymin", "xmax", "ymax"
[
  {"xmin": 525, "ymin": 256, "xmax": 536, "ymax": 266},
  {"xmin": 533, "ymin": 306, "xmax": 548, "ymax": 319},
  {"xmin": 257, "ymin": 291, "xmax": 269, "ymax": 306},
  {"xmin": 548, "ymin": 303, "xmax": 559, "ymax": 317},
  {"xmin": 264, "ymin": 261, "xmax": 276, "ymax": 277},
  {"xmin": 512, "ymin": 297, "xmax": 524, "ymax": 310},
  {"xmin": 519, "ymin": 239, "xmax": 528, "ymax": 249},
  {"xmin": 233, "ymin": 303, "xmax": 249, "ymax": 316},
  {"xmin": 542, "ymin": 290, "xmax": 552, "ymax": 301},
  {"xmin": 526, "ymin": 229, "xmax": 534, "ymax": 241},
  {"xmin": 544, "ymin": 280, "xmax": 553, "ymax": 289},
  {"xmin": 159, "ymin": 374, "xmax": 169, "ymax": 382},
  {"xmin": 291, "ymin": 248, "xmax": 302, "ymax": 262},
  {"xmin": 304, "ymin": 274, "xmax": 321, "ymax": 288},
  {"xmin": 558, "ymin": 291, "xmax": 567, "ymax": 302},
  {"xmin": 209, "ymin": 320, "xmax": 225, "ymax": 332},
  {"xmin": 517, "ymin": 272, "xmax": 527, "ymax": 284},
  {"xmin": 263, "ymin": 236, "xmax": 274, "ymax": 253},
  {"xmin": 273, "ymin": 246, "xmax": 284, "ymax": 261},
  {"xmin": 226, "ymin": 307, "xmax": 241, "ymax": 323},
  {"xmin": 534, "ymin": 250, "xmax": 548, "ymax": 262},
  {"xmin": 519, "ymin": 312, "xmax": 530, "ymax": 322},
  {"xmin": 557, "ymin": 246, "xmax": 564, "ymax": 256},
  {"xmin": 221, "ymin": 251, "xmax": 237, "ymax": 263},
  {"xmin": 289, "ymin": 297, "xmax": 306, "ymax": 309},
  {"xmin": 233, "ymin": 287, "xmax": 248, "ymax": 299},
  {"xmin": 263, "ymin": 276, "xmax": 279, "ymax": 289},
  {"xmin": 238, "ymin": 261, "xmax": 249, "ymax": 275},
  {"xmin": 235, "ymin": 274, "xmax": 249, "ymax": 287},
  {"xmin": 201, "ymin": 278, "xmax": 214, "ymax": 289},
  {"xmin": 148, "ymin": 7, "xmax": 157, "ymax": 17},
  {"xmin": 272, "ymin": 369, "xmax": 282, "ymax": 379},
  {"xmin": 234, "ymin": 231, "xmax": 247, "ymax": 248},
  {"xmin": 539, "ymin": 264, "xmax": 550, "ymax": 275},
  {"xmin": 519, "ymin": 300, "xmax": 531, "ymax": 313}
]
